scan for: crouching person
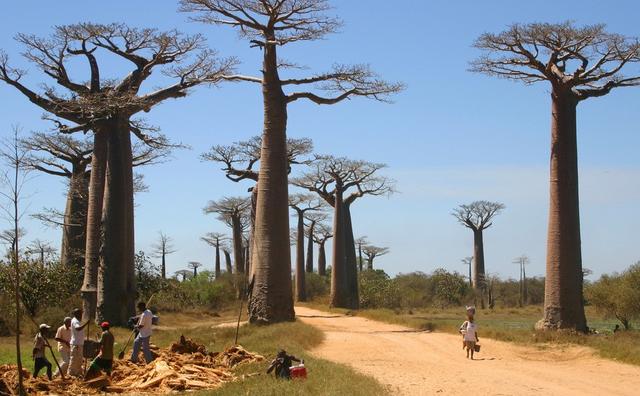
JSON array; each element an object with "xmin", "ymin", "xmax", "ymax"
[
  {"xmin": 85, "ymin": 322, "xmax": 115, "ymax": 380},
  {"xmin": 33, "ymin": 324, "xmax": 52, "ymax": 380},
  {"xmin": 266, "ymin": 350, "xmax": 300, "ymax": 380}
]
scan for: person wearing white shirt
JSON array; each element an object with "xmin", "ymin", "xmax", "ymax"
[
  {"xmin": 68, "ymin": 308, "xmax": 89, "ymax": 376},
  {"xmin": 130, "ymin": 301, "xmax": 154, "ymax": 363},
  {"xmin": 53, "ymin": 317, "xmax": 72, "ymax": 376},
  {"xmin": 459, "ymin": 306, "xmax": 480, "ymax": 360}
]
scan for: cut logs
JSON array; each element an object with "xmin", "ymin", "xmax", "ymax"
[{"xmin": 0, "ymin": 337, "xmax": 264, "ymax": 395}]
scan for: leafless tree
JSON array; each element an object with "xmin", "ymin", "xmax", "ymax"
[
  {"xmin": 204, "ymin": 197, "xmax": 251, "ymax": 274},
  {"xmin": 311, "ymin": 222, "xmax": 332, "ymax": 276},
  {"xmin": 461, "ymin": 256, "xmax": 473, "ymax": 288},
  {"xmin": 471, "ymin": 21, "xmax": 640, "ymax": 330},
  {"xmin": 362, "ymin": 245, "xmax": 389, "ymax": 270},
  {"xmin": 288, "ymin": 193, "xmax": 323, "ymax": 301},
  {"xmin": 452, "ymin": 201, "xmax": 505, "ymax": 308},
  {"xmin": 0, "ymin": 126, "xmax": 32, "ymax": 395},
  {"xmin": 304, "ymin": 211, "xmax": 328, "ymax": 273},
  {"xmin": 181, "ymin": 0, "xmax": 403, "ymax": 323},
  {"xmin": 354, "ymin": 236, "xmax": 369, "ymax": 272},
  {"xmin": 513, "ymin": 255, "xmax": 529, "ymax": 307},
  {"xmin": 151, "ymin": 232, "xmax": 177, "ymax": 279},
  {"xmin": 188, "ymin": 261, "xmax": 203, "ymax": 277},
  {"xmin": 0, "ymin": 23, "xmax": 234, "ymax": 325},
  {"xmin": 201, "ymin": 232, "xmax": 227, "ymax": 278},
  {"xmin": 26, "ymin": 239, "xmax": 57, "ymax": 266},
  {"xmin": 174, "ymin": 269, "xmax": 192, "ymax": 282},
  {"xmin": 292, "ymin": 156, "xmax": 394, "ymax": 308}
]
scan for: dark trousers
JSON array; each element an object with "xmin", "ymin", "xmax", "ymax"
[{"xmin": 34, "ymin": 357, "xmax": 52, "ymax": 380}]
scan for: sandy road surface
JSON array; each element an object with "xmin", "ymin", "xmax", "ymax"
[{"xmin": 296, "ymin": 306, "xmax": 640, "ymax": 396}]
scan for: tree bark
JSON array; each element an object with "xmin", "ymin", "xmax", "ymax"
[
  {"xmin": 295, "ymin": 211, "xmax": 306, "ymax": 301},
  {"xmin": 330, "ymin": 186, "xmax": 351, "ymax": 308},
  {"xmin": 306, "ymin": 221, "xmax": 315, "ymax": 273},
  {"xmin": 214, "ymin": 243, "xmax": 221, "ymax": 278},
  {"xmin": 247, "ymin": 35, "xmax": 294, "ymax": 323},
  {"xmin": 81, "ymin": 125, "xmax": 108, "ymax": 322},
  {"xmin": 358, "ymin": 242, "xmax": 363, "ymax": 272},
  {"xmin": 539, "ymin": 89, "xmax": 587, "ymax": 331},
  {"xmin": 161, "ymin": 251, "xmax": 166, "ymax": 279},
  {"xmin": 97, "ymin": 116, "xmax": 135, "ymax": 325},
  {"xmin": 367, "ymin": 257, "xmax": 374, "ymax": 270},
  {"xmin": 224, "ymin": 250, "xmax": 232, "ymax": 273},
  {"xmin": 231, "ymin": 215, "xmax": 244, "ymax": 274},
  {"xmin": 343, "ymin": 204, "xmax": 359, "ymax": 308},
  {"xmin": 61, "ymin": 166, "xmax": 88, "ymax": 268},
  {"xmin": 472, "ymin": 229, "xmax": 486, "ymax": 309},
  {"xmin": 318, "ymin": 241, "xmax": 327, "ymax": 276}
]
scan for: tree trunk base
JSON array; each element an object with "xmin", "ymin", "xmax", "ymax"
[{"xmin": 536, "ymin": 305, "xmax": 587, "ymax": 332}]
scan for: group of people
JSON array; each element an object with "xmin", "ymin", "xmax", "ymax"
[{"xmin": 31, "ymin": 302, "xmax": 155, "ymax": 380}]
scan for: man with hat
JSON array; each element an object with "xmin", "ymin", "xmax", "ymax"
[
  {"xmin": 53, "ymin": 317, "xmax": 72, "ymax": 376},
  {"xmin": 68, "ymin": 308, "xmax": 90, "ymax": 377},
  {"xmin": 33, "ymin": 324, "xmax": 52, "ymax": 380},
  {"xmin": 85, "ymin": 321, "xmax": 115, "ymax": 380}
]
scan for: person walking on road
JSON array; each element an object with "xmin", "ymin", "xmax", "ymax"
[
  {"xmin": 459, "ymin": 306, "xmax": 480, "ymax": 360},
  {"xmin": 130, "ymin": 302, "xmax": 154, "ymax": 364}
]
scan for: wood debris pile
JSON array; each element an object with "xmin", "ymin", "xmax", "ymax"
[{"xmin": 0, "ymin": 338, "xmax": 264, "ymax": 395}]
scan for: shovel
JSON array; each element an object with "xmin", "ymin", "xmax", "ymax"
[{"xmin": 118, "ymin": 293, "xmax": 156, "ymax": 359}]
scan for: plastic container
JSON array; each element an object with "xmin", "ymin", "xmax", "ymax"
[{"xmin": 290, "ymin": 360, "xmax": 307, "ymax": 380}]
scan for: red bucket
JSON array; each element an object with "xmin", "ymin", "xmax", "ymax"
[{"xmin": 290, "ymin": 364, "xmax": 307, "ymax": 380}]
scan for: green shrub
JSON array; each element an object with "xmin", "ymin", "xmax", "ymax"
[
  {"xmin": 586, "ymin": 262, "xmax": 640, "ymax": 329},
  {"xmin": 306, "ymin": 272, "xmax": 329, "ymax": 300},
  {"xmin": 359, "ymin": 270, "xmax": 401, "ymax": 309}
]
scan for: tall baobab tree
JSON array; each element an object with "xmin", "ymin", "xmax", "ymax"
[
  {"xmin": 471, "ymin": 22, "xmax": 640, "ymax": 331},
  {"xmin": 181, "ymin": 0, "xmax": 403, "ymax": 323},
  {"xmin": 362, "ymin": 245, "xmax": 389, "ymax": 270},
  {"xmin": 204, "ymin": 197, "xmax": 251, "ymax": 274},
  {"xmin": 452, "ymin": 201, "xmax": 504, "ymax": 308},
  {"xmin": 201, "ymin": 232, "xmax": 227, "ymax": 278},
  {"xmin": 289, "ymin": 194, "xmax": 323, "ymax": 301},
  {"xmin": 188, "ymin": 261, "xmax": 203, "ymax": 277},
  {"xmin": 0, "ymin": 23, "xmax": 234, "ymax": 325},
  {"xmin": 461, "ymin": 256, "xmax": 473, "ymax": 288},
  {"xmin": 151, "ymin": 232, "xmax": 177, "ymax": 279},
  {"xmin": 312, "ymin": 223, "xmax": 332, "ymax": 276},
  {"xmin": 202, "ymin": 136, "xmax": 313, "ymax": 277},
  {"xmin": 0, "ymin": 126, "xmax": 31, "ymax": 395},
  {"xmin": 304, "ymin": 211, "xmax": 328, "ymax": 273},
  {"xmin": 292, "ymin": 156, "xmax": 394, "ymax": 308},
  {"xmin": 355, "ymin": 236, "xmax": 369, "ymax": 272}
]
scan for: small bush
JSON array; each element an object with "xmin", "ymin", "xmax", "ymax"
[{"xmin": 306, "ymin": 272, "xmax": 329, "ymax": 300}]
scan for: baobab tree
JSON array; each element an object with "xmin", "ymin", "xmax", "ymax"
[
  {"xmin": 222, "ymin": 246, "xmax": 233, "ymax": 273},
  {"xmin": 201, "ymin": 232, "xmax": 227, "ymax": 278},
  {"xmin": 181, "ymin": 0, "xmax": 403, "ymax": 323},
  {"xmin": 174, "ymin": 270, "xmax": 192, "ymax": 282},
  {"xmin": 304, "ymin": 211, "xmax": 328, "ymax": 273},
  {"xmin": 292, "ymin": 156, "xmax": 394, "ymax": 308},
  {"xmin": 312, "ymin": 223, "xmax": 333, "ymax": 276},
  {"xmin": 289, "ymin": 194, "xmax": 323, "ymax": 301},
  {"xmin": 0, "ymin": 23, "xmax": 234, "ymax": 324},
  {"xmin": 355, "ymin": 236, "xmax": 369, "ymax": 272},
  {"xmin": 461, "ymin": 256, "xmax": 473, "ymax": 288},
  {"xmin": 188, "ymin": 261, "xmax": 203, "ymax": 277},
  {"xmin": 452, "ymin": 201, "xmax": 505, "ymax": 308},
  {"xmin": 204, "ymin": 197, "xmax": 251, "ymax": 274},
  {"xmin": 362, "ymin": 245, "xmax": 389, "ymax": 270},
  {"xmin": 472, "ymin": 21, "xmax": 640, "ymax": 331},
  {"xmin": 513, "ymin": 255, "xmax": 530, "ymax": 307},
  {"xmin": 151, "ymin": 232, "xmax": 177, "ymax": 279},
  {"xmin": 26, "ymin": 239, "xmax": 57, "ymax": 266}
]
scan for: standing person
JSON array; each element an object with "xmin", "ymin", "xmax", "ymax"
[
  {"xmin": 85, "ymin": 322, "xmax": 115, "ymax": 380},
  {"xmin": 33, "ymin": 324, "xmax": 52, "ymax": 380},
  {"xmin": 68, "ymin": 308, "xmax": 89, "ymax": 376},
  {"xmin": 53, "ymin": 317, "xmax": 72, "ymax": 376},
  {"xmin": 459, "ymin": 306, "xmax": 480, "ymax": 360},
  {"xmin": 130, "ymin": 302, "xmax": 154, "ymax": 364}
]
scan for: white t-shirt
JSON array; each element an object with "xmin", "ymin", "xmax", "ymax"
[
  {"xmin": 70, "ymin": 317, "xmax": 85, "ymax": 346},
  {"xmin": 55, "ymin": 324, "xmax": 71, "ymax": 351},
  {"xmin": 138, "ymin": 309, "xmax": 153, "ymax": 338},
  {"xmin": 461, "ymin": 321, "xmax": 478, "ymax": 342}
]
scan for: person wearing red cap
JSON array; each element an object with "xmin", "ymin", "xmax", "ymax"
[{"xmin": 85, "ymin": 322, "xmax": 115, "ymax": 380}]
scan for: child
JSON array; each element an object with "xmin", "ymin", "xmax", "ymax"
[
  {"xmin": 85, "ymin": 322, "xmax": 115, "ymax": 380},
  {"xmin": 459, "ymin": 306, "xmax": 480, "ymax": 360},
  {"xmin": 33, "ymin": 324, "xmax": 53, "ymax": 380},
  {"xmin": 266, "ymin": 349, "xmax": 301, "ymax": 380}
]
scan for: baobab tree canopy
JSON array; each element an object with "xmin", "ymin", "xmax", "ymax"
[{"xmin": 452, "ymin": 201, "xmax": 505, "ymax": 232}]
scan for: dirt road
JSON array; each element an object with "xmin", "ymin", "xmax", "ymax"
[{"xmin": 296, "ymin": 306, "xmax": 640, "ymax": 395}]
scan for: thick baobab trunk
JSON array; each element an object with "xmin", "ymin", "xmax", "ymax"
[
  {"xmin": 224, "ymin": 250, "xmax": 232, "ymax": 273},
  {"xmin": 367, "ymin": 256, "xmax": 374, "ymax": 270},
  {"xmin": 161, "ymin": 252, "xmax": 166, "ymax": 279},
  {"xmin": 61, "ymin": 167, "xmax": 88, "ymax": 268},
  {"xmin": 343, "ymin": 204, "xmax": 359, "ymax": 308},
  {"xmin": 330, "ymin": 187, "xmax": 351, "ymax": 308},
  {"xmin": 81, "ymin": 126, "xmax": 108, "ymax": 322},
  {"xmin": 318, "ymin": 242, "xmax": 327, "ymax": 276},
  {"xmin": 358, "ymin": 242, "xmax": 363, "ymax": 272},
  {"xmin": 214, "ymin": 243, "xmax": 221, "ymax": 278},
  {"xmin": 97, "ymin": 118, "xmax": 135, "ymax": 325},
  {"xmin": 472, "ymin": 229, "xmax": 486, "ymax": 309},
  {"xmin": 295, "ymin": 212, "xmax": 306, "ymax": 301},
  {"xmin": 247, "ymin": 37, "xmax": 294, "ymax": 323},
  {"xmin": 306, "ymin": 221, "xmax": 315, "ymax": 273},
  {"xmin": 231, "ymin": 216, "xmax": 244, "ymax": 274},
  {"xmin": 539, "ymin": 90, "xmax": 587, "ymax": 332}
]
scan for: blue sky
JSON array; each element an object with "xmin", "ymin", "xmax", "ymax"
[{"xmin": 0, "ymin": 1, "xmax": 638, "ymax": 281}]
